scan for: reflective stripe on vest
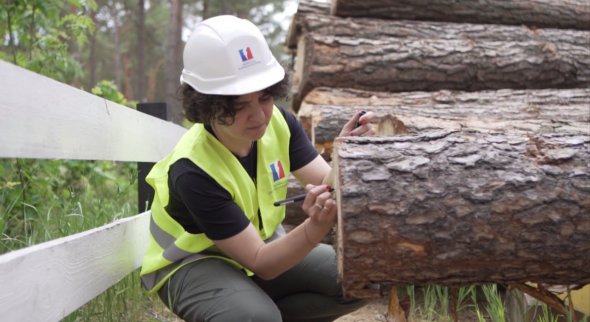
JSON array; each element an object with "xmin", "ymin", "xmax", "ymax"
[{"xmin": 140, "ymin": 106, "xmax": 291, "ymax": 293}]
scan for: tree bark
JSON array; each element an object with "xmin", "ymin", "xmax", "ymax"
[
  {"xmin": 165, "ymin": 0, "xmax": 184, "ymax": 124},
  {"xmin": 286, "ymin": 12, "xmax": 590, "ymax": 53},
  {"xmin": 330, "ymin": 0, "xmax": 590, "ymax": 30},
  {"xmin": 108, "ymin": 3, "xmax": 122, "ymax": 90},
  {"xmin": 298, "ymin": 87, "xmax": 590, "ymax": 157},
  {"xmin": 333, "ymin": 131, "xmax": 590, "ymax": 299},
  {"xmin": 290, "ymin": 29, "xmax": 590, "ymax": 112},
  {"xmin": 286, "ymin": 0, "xmax": 331, "ymax": 51},
  {"xmin": 136, "ymin": 0, "xmax": 146, "ymax": 103}
]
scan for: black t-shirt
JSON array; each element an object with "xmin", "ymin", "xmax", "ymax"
[{"xmin": 165, "ymin": 106, "xmax": 318, "ymax": 240}]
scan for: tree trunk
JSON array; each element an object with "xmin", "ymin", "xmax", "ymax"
[
  {"xmin": 109, "ymin": 3, "xmax": 122, "ymax": 90},
  {"xmin": 332, "ymin": 131, "xmax": 590, "ymax": 299},
  {"xmin": 122, "ymin": 54, "xmax": 135, "ymax": 99},
  {"xmin": 290, "ymin": 29, "xmax": 590, "ymax": 112},
  {"xmin": 298, "ymin": 87, "xmax": 590, "ymax": 157},
  {"xmin": 165, "ymin": 0, "xmax": 184, "ymax": 124},
  {"xmin": 136, "ymin": 0, "xmax": 146, "ymax": 103},
  {"xmin": 147, "ymin": 59, "xmax": 164, "ymax": 102},
  {"xmin": 330, "ymin": 0, "xmax": 590, "ymax": 30},
  {"xmin": 202, "ymin": 0, "xmax": 210, "ymax": 19}
]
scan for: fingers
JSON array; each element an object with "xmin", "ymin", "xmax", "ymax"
[
  {"xmin": 303, "ymin": 184, "xmax": 332, "ymax": 207},
  {"xmin": 309, "ymin": 198, "xmax": 337, "ymax": 226},
  {"xmin": 348, "ymin": 123, "xmax": 374, "ymax": 137},
  {"xmin": 340, "ymin": 110, "xmax": 377, "ymax": 137},
  {"xmin": 302, "ymin": 184, "xmax": 336, "ymax": 221}
]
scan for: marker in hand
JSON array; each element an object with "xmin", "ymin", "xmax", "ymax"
[
  {"xmin": 355, "ymin": 111, "xmax": 367, "ymax": 128},
  {"xmin": 273, "ymin": 187, "xmax": 334, "ymax": 207}
]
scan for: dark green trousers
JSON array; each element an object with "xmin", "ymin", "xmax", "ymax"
[{"xmin": 157, "ymin": 243, "xmax": 366, "ymax": 322}]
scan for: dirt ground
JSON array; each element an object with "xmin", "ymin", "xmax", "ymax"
[{"xmin": 335, "ymin": 298, "xmax": 390, "ymax": 322}]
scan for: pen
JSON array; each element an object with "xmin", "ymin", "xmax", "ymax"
[{"xmin": 273, "ymin": 188, "xmax": 335, "ymax": 207}]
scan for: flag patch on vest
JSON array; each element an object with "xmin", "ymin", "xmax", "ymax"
[{"xmin": 269, "ymin": 160, "xmax": 285, "ymax": 182}]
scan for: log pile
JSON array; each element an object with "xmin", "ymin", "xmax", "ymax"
[
  {"xmin": 285, "ymin": 0, "xmax": 590, "ymax": 299},
  {"xmin": 286, "ymin": 1, "xmax": 590, "ymax": 113}
]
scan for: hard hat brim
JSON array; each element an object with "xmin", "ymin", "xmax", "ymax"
[{"xmin": 181, "ymin": 60, "xmax": 285, "ymax": 96}]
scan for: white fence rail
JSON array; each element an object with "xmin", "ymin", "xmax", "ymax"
[{"xmin": 0, "ymin": 60, "xmax": 186, "ymax": 322}]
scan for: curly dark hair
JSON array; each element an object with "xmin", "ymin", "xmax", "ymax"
[{"xmin": 179, "ymin": 71, "xmax": 291, "ymax": 126}]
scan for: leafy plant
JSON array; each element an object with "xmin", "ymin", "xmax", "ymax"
[
  {"xmin": 91, "ymin": 80, "xmax": 136, "ymax": 108},
  {"xmin": 0, "ymin": 158, "xmax": 137, "ymax": 254},
  {"xmin": 0, "ymin": 0, "xmax": 96, "ymax": 82}
]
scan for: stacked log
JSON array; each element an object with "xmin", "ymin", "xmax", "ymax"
[
  {"xmin": 333, "ymin": 132, "xmax": 590, "ymax": 298},
  {"xmin": 299, "ymin": 87, "xmax": 590, "ymax": 158},
  {"xmin": 330, "ymin": 0, "xmax": 590, "ymax": 30},
  {"xmin": 287, "ymin": 11, "xmax": 590, "ymax": 113},
  {"xmin": 284, "ymin": 0, "xmax": 590, "ymax": 298}
]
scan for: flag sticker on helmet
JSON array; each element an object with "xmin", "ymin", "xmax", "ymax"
[
  {"xmin": 239, "ymin": 47, "xmax": 254, "ymax": 62},
  {"xmin": 270, "ymin": 160, "xmax": 285, "ymax": 182}
]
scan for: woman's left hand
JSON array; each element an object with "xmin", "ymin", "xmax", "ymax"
[{"xmin": 338, "ymin": 110, "xmax": 376, "ymax": 137}]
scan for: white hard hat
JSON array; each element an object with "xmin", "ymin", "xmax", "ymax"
[{"xmin": 180, "ymin": 15, "xmax": 285, "ymax": 96}]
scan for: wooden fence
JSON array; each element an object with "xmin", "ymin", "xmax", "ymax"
[{"xmin": 0, "ymin": 60, "xmax": 186, "ymax": 321}]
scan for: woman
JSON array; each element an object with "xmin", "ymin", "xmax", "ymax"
[{"xmin": 140, "ymin": 15, "xmax": 374, "ymax": 322}]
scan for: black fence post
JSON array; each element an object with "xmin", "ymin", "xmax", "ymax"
[{"xmin": 137, "ymin": 102, "xmax": 167, "ymax": 212}]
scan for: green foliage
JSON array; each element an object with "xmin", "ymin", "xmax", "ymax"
[
  {"xmin": 0, "ymin": 0, "xmax": 96, "ymax": 82},
  {"xmin": 480, "ymin": 284, "xmax": 506, "ymax": 321},
  {"xmin": 91, "ymin": 80, "xmax": 136, "ymax": 108},
  {"xmin": 0, "ymin": 159, "xmax": 137, "ymax": 254}
]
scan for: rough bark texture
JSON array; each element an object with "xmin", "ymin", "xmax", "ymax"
[
  {"xmin": 286, "ymin": 0, "xmax": 330, "ymax": 51},
  {"xmin": 290, "ymin": 31, "xmax": 590, "ymax": 112},
  {"xmin": 165, "ymin": 0, "xmax": 183, "ymax": 124},
  {"xmin": 286, "ymin": 12, "xmax": 590, "ymax": 53},
  {"xmin": 331, "ymin": 0, "xmax": 590, "ymax": 30},
  {"xmin": 298, "ymin": 87, "xmax": 590, "ymax": 157},
  {"xmin": 333, "ymin": 132, "xmax": 590, "ymax": 299}
]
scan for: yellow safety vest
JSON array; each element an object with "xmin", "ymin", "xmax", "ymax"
[{"xmin": 140, "ymin": 106, "xmax": 291, "ymax": 293}]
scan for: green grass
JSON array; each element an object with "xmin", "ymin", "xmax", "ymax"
[
  {"xmin": 399, "ymin": 284, "xmax": 590, "ymax": 322},
  {"xmin": 0, "ymin": 159, "xmax": 172, "ymax": 320},
  {"xmin": 0, "ymin": 159, "xmax": 137, "ymax": 253}
]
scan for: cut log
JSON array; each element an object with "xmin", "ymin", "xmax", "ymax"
[
  {"xmin": 330, "ymin": 0, "xmax": 590, "ymax": 31},
  {"xmin": 298, "ymin": 87, "xmax": 590, "ymax": 158},
  {"xmin": 290, "ymin": 30, "xmax": 590, "ymax": 112},
  {"xmin": 332, "ymin": 131, "xmax": 590, "ymax": 299},
  {"xmin": 286, "ymin": 12, "xmax": 590, "ymax": 53},
  {"xmin": 286, "ymin": 0, "xmax": 330, "ymax": 52}
]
